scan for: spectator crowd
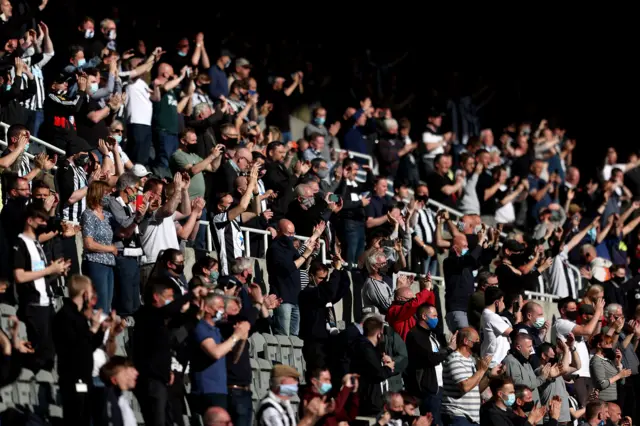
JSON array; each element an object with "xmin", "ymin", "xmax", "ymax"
[{"xmin": 1, "ymin": 3, "xmax": 640, "ymax": 426}]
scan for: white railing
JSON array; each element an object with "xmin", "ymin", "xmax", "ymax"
[
  {"xmin": 1, "ymin": 122, "xmax": 66, "ymax": 155},
  {"xmin": 0, "ymin": 139, "xmax": 58, "ymax": 171},
  {"xmin": 524, "ymin": 290, "xmax": 561, "ymax": 303}
]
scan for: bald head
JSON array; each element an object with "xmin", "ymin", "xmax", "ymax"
[
  {"xmin": 394, "ymin": 286, "xmax": 414, "ymax": 302},
  {"xmin": 204, "ymin": 407, "xmax": 232, "ymax": 426},
  {"xmin": 452, "ymin": 234, "xmax": 468, "ymax": 256},
  {"xmin": 235, "ymin": 176, "xmax": 248, "ymax": 194},
  {"xmin": 278, "ymin": 219, "xmax": 295, "ymax": 236},
  {"xmin": 157, "ymin": 63, "xmax": 173, "ymax": 78},
  {"xmin": 234, "ymin": 148, "xmax": 252, "ymax": 168}
]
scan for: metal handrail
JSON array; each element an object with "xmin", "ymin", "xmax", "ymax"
[
  {"xmin": 0, "ymin": 139, "xmax": 58, "ymax": 171},
  {"xmin": 1, "ymin": 122, "xmax": 66, "ymax": 155},
  {"xmin": 334, "ymin": 148, "xmax": 373, "ymax": 168}
]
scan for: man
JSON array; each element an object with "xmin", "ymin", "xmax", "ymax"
[
  {"xmin": 190, "ymin": 293, "xmax": 250, "ymax": 414},
  {"xmin": 262, "ymin": 141, "xmax": 302, "ymax": 221},
  {"xmin": 132, "ymin": 278, "xmax": 206, "ymax": 426},
  {"xmin": 467, "ymin": 271, "xmax": 498, "ymax": 331},
  {"xmin": 304, "ymin": 106, "xmax": 339, "ymax": 160},
  {"xmin": 441, "ymin": 327, "xmax": 492, "ymax": 426},
  {"xmin": 364, "ymin": 177, "xmax": 393, "ymax": 233},
  {"xmin": 502, "ymin": 334, "xmax": 551, "ymax": 405},
  {"xmin": 13, "ymin": 203, "xmax": 70, "ymax": 372},
  {"xmin": 256, "ymin": 365, "xmax": 300, "ymax": 426},
  {"xmin": 512, "ymin": 301, "xmax": 549, "ymax": 359},
  {"xmin": 481, "ymin": 286, "xmax": 513, "ymax": 368},
  {"xmin": 99, "ymin": 356, "xmax": 139, "ymax": 426},
  {"xmin": 204, "ymin": 407, "xmax": 234, "ymax": 426},
  {"xmin": 361, "ymin": 251, "xmax": 394, "ymax": 314},
  {"xmin": 266, "ymin": 72, "xmax": 303, "ymax": 142},
  {"xmin": 208, "ymin": 49, "xmax": 231, "ymax": 100},
  {"xmin": 405, "ymin": 303, "xmax": 457, "ymax": 426},
  {"xmin": 52, "ymin": 275, "xmax": 107, "ymax": 426},
  {"xmin": 554, "ymin": 296, "xmax": 604, "ymax": 405},
  {"xmin": 300, "ymin": 368, "xmax": 359, "ymax": 426},
  {"xmin": 215, "ymin": 146, "xmax": 253, "ymax": 195},
  {"xmin": 267, "ymin": 219, "xmax": 321, "ymax": 336},
  {"xmin": 299, "ymin": 257, "xmax": 350, "ymax": 371},
  {"xmin": 582, "ymin": 401, "xmax": 609, "ymax": 426},
  {"xmin": 302, "ymin": 132, "xmax": 325, "ymax": 162},
  {"xmin": 443, "ymin": 232, "xmax": 485, "ymax": 332},
  {"xmin": 387, "ymin": 275, "xmax": 435, "ymax": 340}
]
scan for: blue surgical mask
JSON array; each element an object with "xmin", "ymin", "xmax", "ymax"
[
  {"xmin": 164, "ymin": 299, "xmax": 172, "ymax": 306},
  {"xmin": 318, "ymin": 382, "xmax": 332, "ymax": 395},
  {"xmin": 287, "ymin": 235, "xmax": 295, "ymax": 242},
  {"xmin": 587, "ymin": 227, "xmax": 597, "ymax": 242},
  {"xmin": 504, "ymin": 393, "xmax": 516, "ymax": 407},
  {"xmin": 317, "ymin": 169, "xmax": 329, "ymax": 179},
  {"xmin": 113, "ymin": 134, "xmax": 122, "ymax": 144},
  {"xmin": 177, "ymin": 51, "xmax": 187, "ymax": 57},
  {"xmin": 210, "ymin": 271, "xmax": 219, "ymax": 282},
  {"xmin": 426, "ymin": 317, "xmax": 438, "ymax": 329},
  {"xmin": 534, "ymin": 317, "xmax": 545, "ymax": 329},
  {"xmin": 315, "ymin": 117, "xmax": 326, "ymax": 126},
  {"xmin": 460, "ymin": 248, "xmax": 469, "ymax": 256},
  {"xmin": 89, "ymin": 82, "xmax": 99, "ymax": 93},
  {"xmin": 5, "ymin": 84, "xmax": 11, "ymax": 91},
  {"xmin": 24, "ymin": 142, "xmax": 30, "ymax": 152},
  {"xmin": 214, "ymin": 310, "xmax": 224, "ymax": 322},
  {"xmin": 77, "ymin": 58, "xmax": 86, "ymax": 68},
  {"xmin": 279, "ymin": 384, "xmax": 298, "ymax": 396}
]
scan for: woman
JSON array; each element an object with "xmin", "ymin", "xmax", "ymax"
[
  {"xmin": 81, "ymin": 181, "xmax": 118, "ymax": 312},
  {"xmin": 589, "ymin": 333, "xmax": 632, "ymax": 402},
  {"xmin": 105, "ymin": 120, "xmax": 134, "ymax": 173},
  {"xmin": 191, "ymin": 256, "xmax": 220, "ymax": 287}
]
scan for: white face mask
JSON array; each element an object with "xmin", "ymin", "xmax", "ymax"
[
  {"xmin": 23, "ymin": 46, "xmax": 35, "ymax": 57},
  {"xmin": 108, "ymin": 29, "xmax": 117, "ymax": 40},
  {"xmin": 84, "ymin": 29, "xmax": 94, "ymax": 39}
]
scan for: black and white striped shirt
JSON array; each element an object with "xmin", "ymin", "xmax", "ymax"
[
  {"xmin": 414, "ymin": 207, "xmax": 437, "ymax": 245},
  {"xmin": 19, "ymin": 53, "xmax": 54, "ymax": 111},
  {"xmin": 59, "ymin": 161, "xmax": 87, "ymax": 223},
  {"xmin": 212, "ymin": 211, "xmax": 244, "ymax": 275}
]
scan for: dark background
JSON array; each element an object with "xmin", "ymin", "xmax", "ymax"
[{"xmin": 35, "ymin": 3, "xmax": 636, "ymax": 183}]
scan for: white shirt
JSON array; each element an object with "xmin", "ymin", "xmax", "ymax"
[
  {"xmin": 554, "ymin": 318, "xmax": 590, "ymax": 377},
  {"xmin": 480, "ymin": 309, "xmax": 511, "ymax": 367},
  {"xmin": 125, "ymin": 79, "xmax": 153, "ymax": 126},
  {"xmin": 429, "ymin": 333, "xmax": 444, "ymax": 387},
  {"xmin": 106, "ymin": 145, "xmax": 131, "ymax": 166},
  {"xmin": 119, "ymin": 393, "xmax": 137, "ymax": 426},
  {"xmin": 422, "ymin": 131, "xmax": 445, "ymax": 160},
  {"xmin": 140, "ymin": 212, "xmax": 180, "ymax": 265}
]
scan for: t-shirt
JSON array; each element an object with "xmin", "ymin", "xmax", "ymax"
[
  {"xmin": 426, "ymin": 172, "xmax": 456, "ymax": 208},
  {"xmin": 76, "ymin": 99, "xmax": 109, "ymax": 149},
  {"xmin": 442, "ymin": 351, "xmax": 481, "ymax": 423},
  {"xmin": 140, "ymin": 212, "xmax": 180, "ymax": 265},
  {"xmin": 190, "ymin": 319, "xmax": 227, "ymax": 395},
  {"xmin": 480, "ymin": 309, "xmax": 511, "ymax": 367},
  {"xmin": 554, "ymin": 318, "xmax": 590, "ymax": 377},
  {"xmin": 152, "ymin": 87, "xmax": 180, "ymax": 135},
  {"xmin": 169, "ymin": 150, "xmax": 205, "ymax": 199},
  {"xmin": 125, "ymin": 78, "xmax": 153, "ymax": 126},
  {"xmin": 13, "ymin": 233, "xmax": 51, "ymax": 306}
]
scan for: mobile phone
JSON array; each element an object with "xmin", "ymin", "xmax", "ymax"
[
  {"xmin": 360, "ymin": 191, "xmax": 370, "ymax": 198},
  {"xmin": 135, "ymin": 194, "xmax": 144, "ymax": 210},
  {"xmin": 328, "ymin": 194, "xmax": 340, "ymax": 203},
  {"xmin": 380, "ymin": 239, "xmax": 396, "ymax": 248}
]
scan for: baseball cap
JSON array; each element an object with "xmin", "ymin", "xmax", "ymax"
[
  {"xmin": 271, "ymin": 364, "xmax": 300, "ymax": 379},
  {"xmin": 236, "ymin": 58, "xmax": 251, "ymax": 68},
  {"xmin": 503, "ymin": 239, "xmax": 525, "ymax": 252},
  {"xmin": 131, "ymin": 164, "xmax": 151, "ymax": 178}
]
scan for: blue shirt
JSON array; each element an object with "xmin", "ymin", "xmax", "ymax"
[
  {"xmin": 208, "ymin": 65, "xmax": 229, "ymax": 99},
  {"xmin": 190, "ymin": 320, "xmax": 227, "ymax": 395}
]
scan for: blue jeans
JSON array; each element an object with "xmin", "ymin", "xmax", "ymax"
[
  {"xmin": 154, "ymin": 130, "xmax": 179, "ymax": 169},
  {"xmin": 127, "ymin": 123, "xmax": 153, "ymax": 165},
  {"xmin": 195, "ymin": 207, "xmax": 208, "ymax": 251},
  {"xmin": 227, "ymin": 388, "xmax": 252, "ymax": 426},
  {"xmin": 281, "ymin": 131, "xmax": 292, "ymax": 143},
  {"xmin": 416, "ymin": 255, "xmax": 439, "ymax": 276},
  {"xmin": 114, "ymin": 256, "xmax": 141, "ymax": 316},
  {"xmin": 273, "ymin": 303, "xmax": 299, "ymax": 336},
  {"xmin": 441, "ymin": 414, "xmax": 477, "ymax": 426},
  {"xmin": 420, "ymin": 388, "xmax": 442, "ymax": 426},
  {"xmin": 83, "ymin": 261, "xmax": 114, "ymax": 312},
  {"xmin": 33, "ymin": 109, "xmax": 44, "ymax": 137},
  {"xmin": 343, "ymin": 219, "xmax": 365, "ymax": 266}
]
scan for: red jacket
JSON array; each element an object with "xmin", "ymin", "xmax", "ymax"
[
  {"xmin": 300, "ymin": 383, "xmax": 359, "ymax": 426},
  {"xmin": 387, "ymin": 288, "xmax": 435, "ymax": 340}
]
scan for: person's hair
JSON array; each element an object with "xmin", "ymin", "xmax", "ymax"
[
  {"xmin": 86, "ymin": 181, "xmax": 110, "ymax": 209},
  {"xmin": 308, "ymin": 132, "xmax": 323, "ymax": 143},
  {"xmin": 416, "ymin": 303, "xmax": 434, "ymax": 319},
  {"xmin": 159, "ymin": 248, "xmax": 182, "ymax": 268},
  {"xmin": 193, "ymin": 102, "xmax": 210, "ymax": 117},
  {"xmin": 590, "ymin": 333, "xmax": 614, "ymax": 350},
  {"xmin": 81, "ymin": 16, "xmax": 95, "ymax": 25},
  {"xmin": 31, "ymin": 179, "xmax": 51, "ymax": 193},
  {"xmin": 489, "ymin": 377, "xmax": 513, "ymax": 397},
  {"xmin": 312, "ymin": 106, "xmax": 325, "ymax": 117},
  {"xmin": 266, "ymin": 141, "xmax": 284, "ymax": 157},
  {"xmin": 7, "ymin": 123, "xmax": 27, "ymax": 143},
  {"xmin": 585, "ymin": 400, "xmax": 606, "ymax": 421},
  {"xmin": 557, "ymin": 297, "xmax": 576, "ymax": 312},
  {"xmin": 294, "ymin": 183, "xmax": 308, "ymax": 197},
  {"xmin": 309, "ymin": 366, "xmax": 329, "ymax": 381},
  {"xmin": 309, "ymin": 260, "xmax": 329, "ymax": 277},
  {"xmin": 143, "ymin": 178, "xmax": 164, "ymax": 194},
  {"xmin": 477, "ymin": 271, "xmax": 496, "ymax": 289},
  {"xmin": 400, "ymin": 391, "xmax": 418, "ymax": 408},
  {"xmin": 24, "ymin": 202, "xmax": 49, "ymax": 222},
  {"xmin": 230, "ymin": 79, "xmax": 249, "ymax": 92},
  {"xmin": 384, "ymin": 118, "xmax": 398, "ymax": 131},
  {"xmin": 109, "ymin": 119, "xmax": 123, "ymax": 132},
  {"xmin": 144, "ymin": 277, "xmax": 175, "ymax": 304},
  {"xmin": 538, "ymin": 342, "xmax": 554, "ymax": 357},
  {"xmin": 514, "ymin": 333, "xmax": 533, "ymax": 347},
  {"xmin": 69, "ymin": 44, "xmax": 84, "ymax": 59},
  {"xmin": 514, "ymin": 384, "xmax": 531, "ymax": 401},
  {"xmin": 383, "ymin": 391, "xmax": 402, "ymax": 407},
  {"xmin": 230, "ymin": 257, "xmax": 252, "ymax": 275},
  {"xmin": 188, "ymin": 275, "xmax": 206, "ymax": 290},
  {"xmin": 99, "ymin": 356, "xmax": 133, "ymax": 386},
  {"xmin": 484, "ymin": 286, "xmax": 504, "ymax": 307},
  {"xmin": 457, "ymin": 327, "xmax": 476, "ymax": 347},
  {"xmin": 310, "ymin": 158, "xmax": 327, "ymax": 169},
  {"xmin": 604, "ymin": 303, "xmax": 623, "ymax": 317},
  {"xmin": 99, "ymin": 18, "xmax": 115, "ymax": 30},
  {"xmin": 116, "ymin": 173, "xmax": 138, "ymax": 192},
  {"xmin": 68, "ymin": 275, "xmax": 92, "ymax": 298},
  {"xmin": 267, "ymin": 126, "xmax": 282, "ymax": 142},
  {"xmin": 220, "ymin": 123, "xmax": 236, "ymax": 137},
  {"xmin": 398, "ymin": 117, "xmax": 411, "ymax": 130},
  {"xmin": 83, "ymin": 67, "xmax": 100, "ymax": 78},
  {"xmin": 365, "ymin": 251, "xmax": 384, "ymax": 274},
  {"xmin": 362, "ymin": 316, "xmax": 384, "ymax": 338},
  {"xmin": 179, "ymin": 127, "xmax": 196, "ymax": 141},
  {"xmin": 521, "ymin": 301, "xmax": 541, "ymax": 319},
  {"xmin": 193, "ymin": 256, "xmax": 218, "ymax": 277}
]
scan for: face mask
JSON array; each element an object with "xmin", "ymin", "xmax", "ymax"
[
  {"xmin": 534, "ymin": 317, "xmax": 545, "ymax": 329},
  {"xmin": 279, "ymin": 384, "xmax": 298, "ymax": 396},
  {"xmin": 77, "ymin": 58, "xmax": 86, "ymax": 68},
  {"xmin": 164, "ymin": 299, "xmax": 172, "ymax": 306},
  {"xmin": 457, "ymin": 221, "xmax": 466, "ymax": 232},
  {"xmin": 389, "ymin": 411, "xmax": 404, "ymax": 420},
  {"xmin": 214, "ymin": 310, "xmax": 224, "ymax": 322},
  {"xmin": 301, "ymin": 197, "xmax": 315, "ymax": 208},
  {"xmin": 286, "ymin": 235, "xmax": 295, "ymax": 243},
  {"xmin": 101, "ymin": 195, "xmax": 110, "ymax": 207},
  {"xmin": 224, "ymin": 59, "xmax": 231, "ymax": 69},
  {"xmin": 5, "ymin": 84, "xmax": 11, "ymax": 91},
  {"xmin": 225, "ymin": 137, "xmax": 238, "ymax": 146},
  {"xmin": 565, "ymin": 310, "xmax": 579, "ymax": 321},
  {"xmin": 108, "ymin": 29, "xmax": 117, "ymax": 40},
  {"xmin": 426, "ymin": 317, "xmax": 439, "ymax": 329},
  {"xmin": 587, "ymin": 227, "xmax": 597, "ymax": 242},
  {"xmin": 598, "ymin": 421, "xmax": 605, "ymax": 426},
  {"xmin": 318, "ymin": 382, "xmax": 332, "ymax": 395},
  {"xmin": 602, "ymin": 348, "xmax": 616, "ymax": 361},
  {"xmin": 315, "ymin": 117, "xmax": 326, "ymax": 126},
  {"xmin": 177, "ymin": 51, "xmax": 187, "ymax": 57},
  {"xmin": 613, "ymin": 276, "xmax": 625, "ymax": 284},
  {"xmin": 378, "ymin": 263, "xmax": 389, "ymax": 274},
  {"xmin": 33, "ymin": 223, "xmax": 47, "ymax": 235},
  {"xmin": 113, "ymin": 134, "xmax": 122, "ymax": 144},
  {"xmin": 173, "ymin": 264, "xmax": 185, "ymax": 275},
  {"xmin": 460, "ymin": 248, "xmax": 469, "ymax": 256},
  {"xmin": 210, "ymin": 271, "xmax": 219, "ymax": 282},
  {"xmin": 503, "ymin": 393, "xmax": 516, "ymax": 407},
  {"xmin": 23, "ymin": 46, "xmax": 35, "ymax": 57},
  {"xmin": 89, "ymin": 82, "xmax": 99, "ymax": 93},
  {"xmin": 521, "ymin": 401, "xmax": 535, "ymax": 412},
  {"xmin": 127, "ymin": 192, "xmax": 136, "ymax": 203},
  {"xmin": 84, "ymin": 29, "xmax": 94, "ymax": 39},
  {"xmin": 316, "ymin": 169, "xmax": 329, "ymax": 179}
]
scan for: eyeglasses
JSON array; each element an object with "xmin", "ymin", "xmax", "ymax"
[{"xmin": 112, "ymin": 129, "xmax": 123, "ymax": 134}]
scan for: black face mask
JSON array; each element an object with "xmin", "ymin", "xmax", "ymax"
[
  {"xmin": 225, "ymin": 137, "xmax": 238, "ymax": 147},
  {"xmin": 520, "ymin": 401, "xmax": 535, "ymax": 412},
  {"xmin": 565, "ymin": 310, "xmax": 579, "ymax": 321},
  {"xmin": 613, "ymin": 276, "xmax": 626, "ymax": 284},
  {"xmin": 76, "ymin": 153, "xmax": 90, "ymax": 167},
  {"xmin": 466, "ymin": 233, "xmax": 479, "ymax": 249},
  {"xmin": 389, "ymin": 411, "xmax": 403, "ymax": 420},
  {"xmin": 245, "ymin": 273, "xmax": 253, "ymax": 285},
  {"xmin": 173, "ymin": 264, "xmax": 185, "ymax": 275},
  {"xmin": 602, "ymin": 348, "xmax": 616, "ymax": 361},
  {"xmin": 35, "ymin": 224, "xmax": 48, "ymax": 235}
]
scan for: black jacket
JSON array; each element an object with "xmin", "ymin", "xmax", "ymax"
[
  {"xmin": 266, "ymin": 236, "xmax": 302, "ymax": 304},
  {"xmin": 99, "ymin": 387, "xmax": 126, "ymax": 426},
  {"xmin": 442, "ymin": 245, "xmax": 482, "ymax": 312},
  {"xmin": 299, "ymin": 268, "xmax": 350, "ymax": 341},
  {"xmin": 262, "ymin": 160, "xmax": 298, "ymax": 221},
  {"xmin": 480, "ymin": 400, "xmax": 559, "ymax": 426},
  {"xmin": 53, "ymin": 298, "xmax": 104, "ymax": 387},
  {"xmin": 404, "ymin": 324, "xmax": 452, "ymax": 395},
  {"xmin": 350, "ymin": 335, "xmax": 395, "ymax": 415},
  {"xmin": 335, "ymin": 170, "xmax": 374, "ymax": 222}
]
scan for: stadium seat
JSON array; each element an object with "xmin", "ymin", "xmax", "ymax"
[
  {"xmin": 274, "ymin": 335, "xmax": 292, "ymax": 366},
  {"xmin": 288, "ymin": 336, "xmax": 305, "ymax": 384},
  {"xmin": 251, "ymin": 383, "xmax": 259, "ymax": 412},
  {"xmin": 0, "ymin": 304, "xmax": 16, "ymax": 317},
  {"xmin": 249, "ymin": 333, "xmax": 266, "ymax": 358},
  {"xmin": 249, "ymin": 358, "xmax": 260, "ymax": 391},
  {"xmin": 256, "ymin": 358, "xmax": 272, "ymax": 400},
  {"xmin": 262, "ymin": 334, "xmax": 279, "ymax": 363}
]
